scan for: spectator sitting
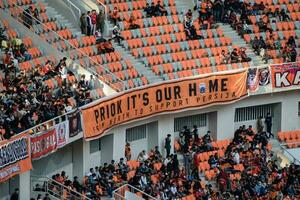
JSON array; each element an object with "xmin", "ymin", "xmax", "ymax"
[
  {"xmin": 95, "ymin": 30, "xmax": 105, "ymax": 43},
  {"xmin": 239, "ymin": 47, "xmax": 251, "ymax": 62},
  {"xmin": 187, "ymin": 25, "xmax": 203, "ymax": 40},
  {"xmin": 286, "ymin": 36, "xmax": 296, "ymax": 47},
  {"xmin": 150, "ymin": 3, "xmax": 157, "ymax": 16},
  {"xmin": 290, "ymin": 46, "xmax": 297, "ymax": 62},
  {"xmin": 280, "ymin": 9, "xmax": 290, "ymax": 21},
  {"xmin": 155, "ymin": 1, "xmax": 167, "ymax": 16},
  {"xmin": 97, "ymin": 39, "xmax": 114, "ymax": 54},
  {"xmin": 111, "ymin": 26, "xmax": 124, "ymax": 44},
  {"xmin": 220, "ymin": 50, "xmax": 230, "ymax": 64},
  {"xmin": 230, "ymin": 48, "xmax": 240, "ymax": 63},
  {"xmin": 127, "ymin": 15, "xmax": 140, "ymax": 30},
  {"xmin": 144, "ymin": 3, "xmax": 152, "ymax": 17},
  {"xmin": 110, "ymin": 7, "xmax": 120, "ymax": 25}
]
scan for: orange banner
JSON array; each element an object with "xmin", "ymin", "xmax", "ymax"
[
  {"xmin": 0, "ymin": 132, "xmax": 32, "ymax": 183},
  {"xmin": 82, "ymin": 71, "xmax": 248, "ymax": 140},
  {"xmin": 271, "ymin": 62, "xmax": 300, "ymax": 89}
]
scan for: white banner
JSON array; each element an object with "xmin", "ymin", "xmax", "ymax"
[{"xmin": 55, "ymin": 120, "xmax": 69, "ymax": 148}]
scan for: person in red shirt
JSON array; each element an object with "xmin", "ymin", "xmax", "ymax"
[{"xmin": 90, "ymin": 10, "xmax": 97, "ymax": 35}]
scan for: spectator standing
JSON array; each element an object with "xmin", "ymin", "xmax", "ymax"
[
  {"xmin": 165, "ymin": 134, "xmax": 171, "ymax": 157},
  {"xmin": 125, "ymin": 142, "xmax": 131, "ymax": 161},
  {"xmin": 33, "ymin": 8, "xmax": 40, "ymax": 24},
  {"xmin": 86, "ymin": 11, "xmax": 92, "ymax": 36},
  {"xmin": 213, "ymin": 0, "xmax": 223, "ymax": 22},
  {"xmin": 265, "ymin": 113, "xmax": 273, "ymax": 138},
  {"xmin": 10, "ymin": 188, "xmax": 19, "ymax": 200},
  {"xmin": 96, "ymin": 10, "xmax": 105, "ymax": 33},
  {"xmin": 90, "ymin": 10, "xmax": 97, "ymax": 35},
  {"xmin": 257, "ymin": 116, "xmax": 264, "ymax": 133},
  {"xmin": 80, "ymin": 13, "xmax": 87, "ymax": 34},
  {"xmin": 23, "ymin": 6, "xmax": 33, "ymax": 28}
]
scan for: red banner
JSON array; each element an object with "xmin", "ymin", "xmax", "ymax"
[
  {"xmin": 0, "ymin": 133, "xmax": 32, "ymax": 183},
  {"xmin": 271, "ymin": 62, "xmax": 300, "ymax": 89},
  {"xmin": 31, "ymin": 129, "xmax": 57, "ymax": 160}
]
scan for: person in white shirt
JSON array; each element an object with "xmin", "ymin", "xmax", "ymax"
[
  {"xmin": 170, "ymin": 184, "xmax": 178, "ymax": 197},
  {"xmin": 232, "ymin": 150, "xmax": 240, "ymax": 164},
  {"xmin": 137, "ymin": 150, "xmax": 149, "ymax": 162},
  {"xmin": 139, "ymin": 174, "xmax": 148, "ymax": 189}
]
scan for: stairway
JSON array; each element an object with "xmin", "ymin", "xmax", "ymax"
[
  {"xmin": 31, "ymin": 175, "xmax": 92, "ymax": 200},
  {"xmin": 39, "ymin": 0, "xmax": 84, "ymax": 38},
  {"xmin": 175, "ymin": 0, "xmax": 193, "ymax": 14},
  {"xmin": 113, "ymin": 42, "xmax": 164, "ymax": 84},
  {"xmin": 220, "ymin": 24, "xmax": 264, "ymax": 68}
]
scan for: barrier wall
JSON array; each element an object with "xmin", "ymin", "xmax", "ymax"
[{"xmin": 0, "ymin": 62, "xmax": 300, "ymax": 183}]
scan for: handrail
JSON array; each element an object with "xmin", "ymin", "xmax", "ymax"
[
  {"xmin": 113, "ymin": 183, "xmax": 157, "ymax": 200},
  {"xmin": 97, "ymin": 0, "xmax": 108, "ymax": 20},
  {"xmin": 63, "ymin": 0, "xmax": 81, "ymax": 17},
  {"xmin": 31, "ymin": 175, "xmax": 92, "ymax": 200},
  {"xmin": 279, "ymin": 142, "xmax": 300, "ymax": 164},
  {"xmin": 4, "ymin": 2, "xmax": 125, "ymax": 91}
]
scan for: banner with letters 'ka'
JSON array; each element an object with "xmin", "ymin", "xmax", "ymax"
[
  {"xmin": 271, "ymin": 62, "xmax": 300, "ymax": 91},
  {"xmin": 81, "ymin": 70, "xmax": 248, "ymax": 140}
]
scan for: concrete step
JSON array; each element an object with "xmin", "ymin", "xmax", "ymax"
[
  {"xmin": 219, "ymin": 24, "xmax": 265, "ymax": 68},
  {"xmin": 112, "ymin": 41, "xmax": 163, "ymax": 84}
]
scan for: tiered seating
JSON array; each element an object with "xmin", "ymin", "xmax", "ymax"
[
  {"xmin": 278, "ymin": 130, "xmax": 300, "ymax": 148},
  {"xmin": 0, "ymin": 18, "xmax": 50, "ymax": 69},
  {"xmin": 103, "ymin": 0, "xmax": 252, "ymax": 81},
  {"xmin": 3, "ymin": 0, "xmax": 148, "ymax": 91},
  {"xmin": 242, "ymin": 0, "xmax": 300, "ymax": 63}
]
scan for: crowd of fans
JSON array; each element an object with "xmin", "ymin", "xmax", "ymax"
[
  {"xmin": 35, "ymin": 117, "xmax": 299, "ymax": 199},
  {"xmin": 0, "ymin": 26, "xmax": 97, "ymax": 141}
]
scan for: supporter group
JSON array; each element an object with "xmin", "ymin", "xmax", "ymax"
[{"xmin": 0, "ymin": 0, "xmax": 299, "ymax": 199}]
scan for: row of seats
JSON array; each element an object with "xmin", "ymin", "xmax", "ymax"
[
  {"xmin": 122, "ymin": 24, "xmax": 223, "ymax": 41},
  {"xmin": 141, "ymin": 45, "xmax": 239, "ymax": 66},
  {"xmin": 131, "ymin": 39, "xmax": 232, "ymax": 58},
  {"xmin": 115, "ymin": 6, "xmax": 178, "ymax": 23},
  {"xmin": 107, "ymin": 0, "xmax": 175, "ymax": 12},
  {"xmin": 124, "ymin": 31, "xmax": 226, "ymax": 49},
  {"xmin": 248, "ymin": 0, "xmax": 298, "ymax": 6},
  {"xmin": 159, "ymin": 63, "xmax": 249, "ymax": 81},
  {"xmin": 243, "ymin": 31, "xmax": 300, "ymax": 43}
]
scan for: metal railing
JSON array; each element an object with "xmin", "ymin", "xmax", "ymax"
[
  {"xmin": 280, "ymin": 142, "xmax": 300, "ymax": 164},
  {"xmin": 113, "ymin": 184, "xmax": 157, "ymax": 200},
  {"xmin": 31, "ymin": 175, "xmax": 92, "ymax": 200},
  {"xmin": 3, "ymin": 2, "xmax": 125, "ymax": 92},
  {"xmin": 63, "ymin": 0, "xmax": 81, "ymax": 18}
]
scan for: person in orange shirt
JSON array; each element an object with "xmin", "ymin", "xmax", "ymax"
[{"xmin": 110, "ymin": 7, "xmax": 120, "ymax": 25}]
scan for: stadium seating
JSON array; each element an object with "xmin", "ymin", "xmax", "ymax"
[
  {"xmin": 242, "ymin": 0, "xmax": 300, "ymax": 63},
  {"xmin": 278, "ymin": 130, "xmax": 300, "ymax": 148}
]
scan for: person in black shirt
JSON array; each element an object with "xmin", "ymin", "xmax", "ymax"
[
  {"xmin": 230, "ymin": 48, "xmax": 240, "ymax": 63},
  {"xmin": 10, "ymin": 188, "xmax": 19, "ymax": 200},
  {"xmin": 265, "ymin": 113, "xmax": 273, "ymax": 138},
  {"xmin": 192, "ymin": 125, "xmax": 199, "ymax": 144},
  {"xmin": 144, "ymin": 3, "xmax": 152, "ymax": 17},
  {"xmin": 165, "ymin": 134, "xmax": 171, "ymax": 157},
  {"xmin": 150, "ymin": 2, "xmax": 157, "ymax": 16},
  {"xmin": 155, "ymin": 1, "xmax": 167, "ymax": 16}
]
